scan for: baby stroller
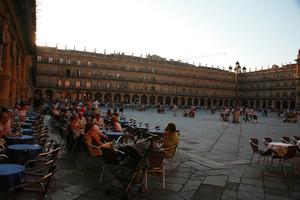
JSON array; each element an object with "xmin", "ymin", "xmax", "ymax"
[{"xmin": 107, "ymin": 141, "xmax": 150, "ymax": 200}]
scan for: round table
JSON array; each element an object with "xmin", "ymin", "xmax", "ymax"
[
  {"xmin": 5, "ymin": 135, "xmax": 34, "ymax": 145},
  {"xmin": 7, "ymin": 144, "xmax": 42, "ymax": 164},
  {"xmin": 21, "ymin": 128, "xmax": 33, "ymax": 135},
  {"xmin": 0, "ymin": 164, "xmax": 25, "ymax": 192}
]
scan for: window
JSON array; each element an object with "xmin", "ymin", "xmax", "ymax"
[
  {"xmin": 66, "ymin": 69, "xmax": 71, "ymax": 76},
  {"xmin": 77, "ymin": 60, "xmax": 81, "ymax": 65},
  {"xmin": 37, "ymin": 56, "xmax": 42, "ymax": 62},
  {"xmin": 48, "ymin": 57, "xmax": 53, "ymax": 63},
  {"xmin": 88, "ymin": 71, "xmax": 91, "ymax": 76},
  {"xmin": 59, "ymin": 58, "xmax": 64, "ymax": 64},
  {"xmin": 67, "ymin": 59, "xmax": 71, "ymax": 64},
  {"xmin": 107, "ymin": 72, "xmax": 111, "ymax": 77},
  {"xmin": 143, "ymin": 76, "xmax": 147, "ymax": 81},
  {"xmin": 106, "ymin": 83, "xmax": 111, "ymax": 88},
  {"xmin": 116, "ymin": 73, "xmax": 120, "ymax": 78},
  {"xmin": 151, "ymin": 86, "xmax": 155, "ymax": 91},
  {"xmin": 77, "ymin": 70, "xmax": 81, "ymax": 76},
  {"xmin": 87, "ymin": 61, "xmax": 91, "ymax": 66},
  {"xmin": 58, "ymin": 80, "xmax": 62, "ymax": 86},
  {"xmin": 98, "ymin": 82, "xmax": 101, "ymax": 87},
  {"xmin": 151, "ymin": 68, "xmax": 156, "ymax": 73},
  {"xmin": 117, "ymin": 83, "xmax": 120, "ymax": 89},
  {"xmin": 86, "ymin": 81, "xmax": 91, "ymax": 88},
  {"xmin": 75, "ymin": 81, "xmax": 81, "ymax": 88},
  {"xmin": 65, "ymin": 80, "xmax": 70, "ymax": 87}
]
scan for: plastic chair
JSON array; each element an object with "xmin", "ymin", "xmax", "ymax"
[
  {"xmin": 249, "ymin": 138, "xmax": 270, "ymax": 165},
  {"xmin": 145, "ymin": 151, "xmax": 165, "ymax": 189},
  {"xmin": 8, "ymin": 171, "xmax": 54, "ymax": 200},
  {"xmin": 281, "ymin": 136, "xmax": 291, "ymax": 144},
  {"xmin": 99, "ymin": 147, "xmax": 120, "ymax": 183},
  {"xmin": 263, "ymin": 137, "xmax": 272, "ymax": 147}
]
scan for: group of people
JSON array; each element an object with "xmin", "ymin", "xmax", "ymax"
[
  {"xmin": 48, "ymin": 98, "xmax": 179, "ymax": 158},
  {"xmin": 0, "ymin": 101, "xmax": 32, "ymax": 147}
]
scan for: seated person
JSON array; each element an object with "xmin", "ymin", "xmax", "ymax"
[
  {"xmin": 161, "ymin": 123, "xmax": 179, "ymax": 158},
  {"xmin": 0, "ymin": 112, "xmax": 12, "ymax": 139},
  {"xmin": 92, "ymin": 113, "xmax": 104, "ymax": 129},
  {"xmin": 69, "ymin": 114, "xmax": 85, "ymax": 138},
  {"xmin": 78, "ymin": 112, "xmax": 87, "ymax": 130},
  {"xmin": 84, "ymin": 122, "xmax": 109, "ymax": 157},
  {"xmin": 112, "ymin": 116, "xmax": 122, "ymax": 132}
]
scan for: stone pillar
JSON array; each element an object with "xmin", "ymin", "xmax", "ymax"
[
  {"xmin": 9, "ymin": 41, "xmax": 17, "ymax": 106},
  {"xmin": 0, "ymin": 20, "xmax": 11, "ymax": 107}
]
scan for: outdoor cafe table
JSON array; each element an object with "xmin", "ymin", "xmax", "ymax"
[
  {"xmin": 21, "ymin": 128, "xmax": 33, "ymax": 135},
  {"xmin": 21, "ymin": 122, "xmax": 32, "ymax": 129},
  {"xmin": 267, "ymin": 142, "xmax": 295, "ymax": 156},
  {"xmin": 104, "ymin": 131, "xmax": 124, "ymax": 140},
  {"xmin": 6, "ymin": 144, "xmax": 42, "ymax": 164},
  {"xmin": 5, "ymin": 135, "xmax": 34, "ymax": 145},
  {"xmin": 0, "ymin": 163, "xmax": 25, "ymax": 192}
]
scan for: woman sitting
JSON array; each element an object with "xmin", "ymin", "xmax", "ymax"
[
  {"xmin": 162, "ymin": 123, "xmax": 179, "ymax": 158},
  {"xmin": 84, "ymin": 122, "xmax": 109, "ymax": 157},
  {"xmin": 112, "ymin": 116, "xmax": 122, "ymax": 132},
  {"xmin": 92, "ymin": 113, "xmax": 104, "ymax": 129}
]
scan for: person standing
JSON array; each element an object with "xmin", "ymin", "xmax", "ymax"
[{"xmin": 173, "ymin": 104, "xmax": 178, "ymax": 117}]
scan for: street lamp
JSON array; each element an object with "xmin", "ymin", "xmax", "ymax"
[
  {"xmin": 234, "ymin": 61, "xmax": 241, "ymax": 107},
  {"xmin": 232, "ymin": 61, "xmax": 241, "ymax": 123}
]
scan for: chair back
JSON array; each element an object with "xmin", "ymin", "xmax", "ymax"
[
  {"xmin": 281, "ymin": 136, "xmax": 290, "ymax": 144},
  {"xmin": 148, "ymin": 151, "xmax": 165, "ymax": 169},
  {"xmin": 100, "ymin": 147, "xmax": 119, "ymax": 165},
  {"xmin": 283, "ymin": 145, "xmax": 298, "ymax": 159},
  {"xmin": 263, "ymin": 137, "xmax": 272, "ymax": 147},
  {"xmin": 292, "ymin": 136, "xmax": 300, "ymax": 145},
  {"xmin": 160, "ymin": 144, "xmax": 177, "ymax": 159},
  {"xmin": 249, "ymin": 138, "xmax": 259, "ymax": 152}
]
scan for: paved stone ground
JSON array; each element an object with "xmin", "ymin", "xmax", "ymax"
[{"xmin": 2, "ymin": 108, "xmax": 300, "ymax": 200}]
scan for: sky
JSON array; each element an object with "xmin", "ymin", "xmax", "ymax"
[{"xmin": 36, "ymin": 0, "xmax": 300, "ymax": 71}]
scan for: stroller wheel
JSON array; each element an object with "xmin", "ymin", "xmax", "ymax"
[{"xmin": 122, "ymin": 194, "xmax": 129, "ymax": 200}]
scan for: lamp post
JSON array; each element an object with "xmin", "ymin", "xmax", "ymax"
[{"xmin": 233, "ymin": 61, "xmax": 241, "ymax": 123}]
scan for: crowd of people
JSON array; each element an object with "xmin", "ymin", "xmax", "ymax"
[{"xmin": 0, "ymin": 101, "xmax": 32, "ymax": 147}]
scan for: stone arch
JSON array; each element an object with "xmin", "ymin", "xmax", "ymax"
[
  {"xmin": 173, "ymin": 97, "xmax": 178, "ymax": 105},
  {"xmin": 124, "ymin": 94, "xmax": 130, "ymax": 104},
  {"xmin": 262, "ymin": 100, "xmax": 267, "ymax": 109},
  {"xmin": 219, "ymin": 99, "xmax": 223, "ymax": 107},
  {"xmin": 282, "ymin": 101, "xmax": 288, "ymax": 109},
  {"xmin": 200, "ymin": 99, "xmax": 205, "ymax": 107},
  {"xmin": 158, "ymin": 96, "xmax": 164, "ymax": 105},
  {"xmin": 132, "ymin": 95, "xmax": 139, "ymax": 104},
  {"xmin": 114, "ymin": 93, "xmax": 121, "ymax": 105},
  {"xmin": 141, "ymin": 95, "xmax": 147, "ymax": 104},
  {"xmin": 290, "ymin": 101, "xmax": 295, "ymax": 110},
  {"xmin": 180, "ymin": 97, "xmax": 186, "ymax": 106},
  {"xmin": 275, "ymin": 101, "xmax": 280, "ymax": 110},
  {"xmin": 207, "ymin": 99, "xmax": 211, "ymax": 108},
  {"xmin": 95, "ymin": 92, "xmax": 102, "ymax": 100},
  {"xmin": 104, "ymin": 93, "xmax": 112, "ymax": 104},
  {"xmin": 187, "ymin": 98, "xmax": 192, "ymax": 106},
  {"xmin": 213, "ymin": 99, "xmax": 218, "ymax": 106},
  {"xmin": 149, "ymin": 96, "xmax": 156, "ymax": 105},
  {"xmin": 194, "ymin": 98, "xmax": 199, "ymax": 106}
]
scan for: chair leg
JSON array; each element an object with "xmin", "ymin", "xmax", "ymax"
[
  {"xmin": 162, "ymin": 169, "xmax": 165, "ymax": 189},
  {"xmin": 282, "ymin": 161, "xmax": 287, "ymax": 176},
  {"xmin": 249, "ymin": 152, "xmax": 254, "ymax": 165},
  {"xmin": 99, "ymin": 165, "xmax": 106, "ymax": 183},
  {"xmin": 145, "ymin": 170, "xmax": 148, "ymax": 189}
]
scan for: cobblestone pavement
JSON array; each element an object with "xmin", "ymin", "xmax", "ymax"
[{"xmin": 5, "ymin": 108, "xmax": 300, "ymax": 200}]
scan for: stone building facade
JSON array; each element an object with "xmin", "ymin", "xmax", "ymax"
[
  {"xmin": 35, "ymin": 46, "xmax": 300, "ymax": 111},
  {"xmin": 0, "ymin": 0, "xmax": 36, "ymax": 107}
]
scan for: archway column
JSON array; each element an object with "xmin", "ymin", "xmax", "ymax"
[{"xmin": 0, "ymin": 20, "xmax": 11, "ymax": 106}]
